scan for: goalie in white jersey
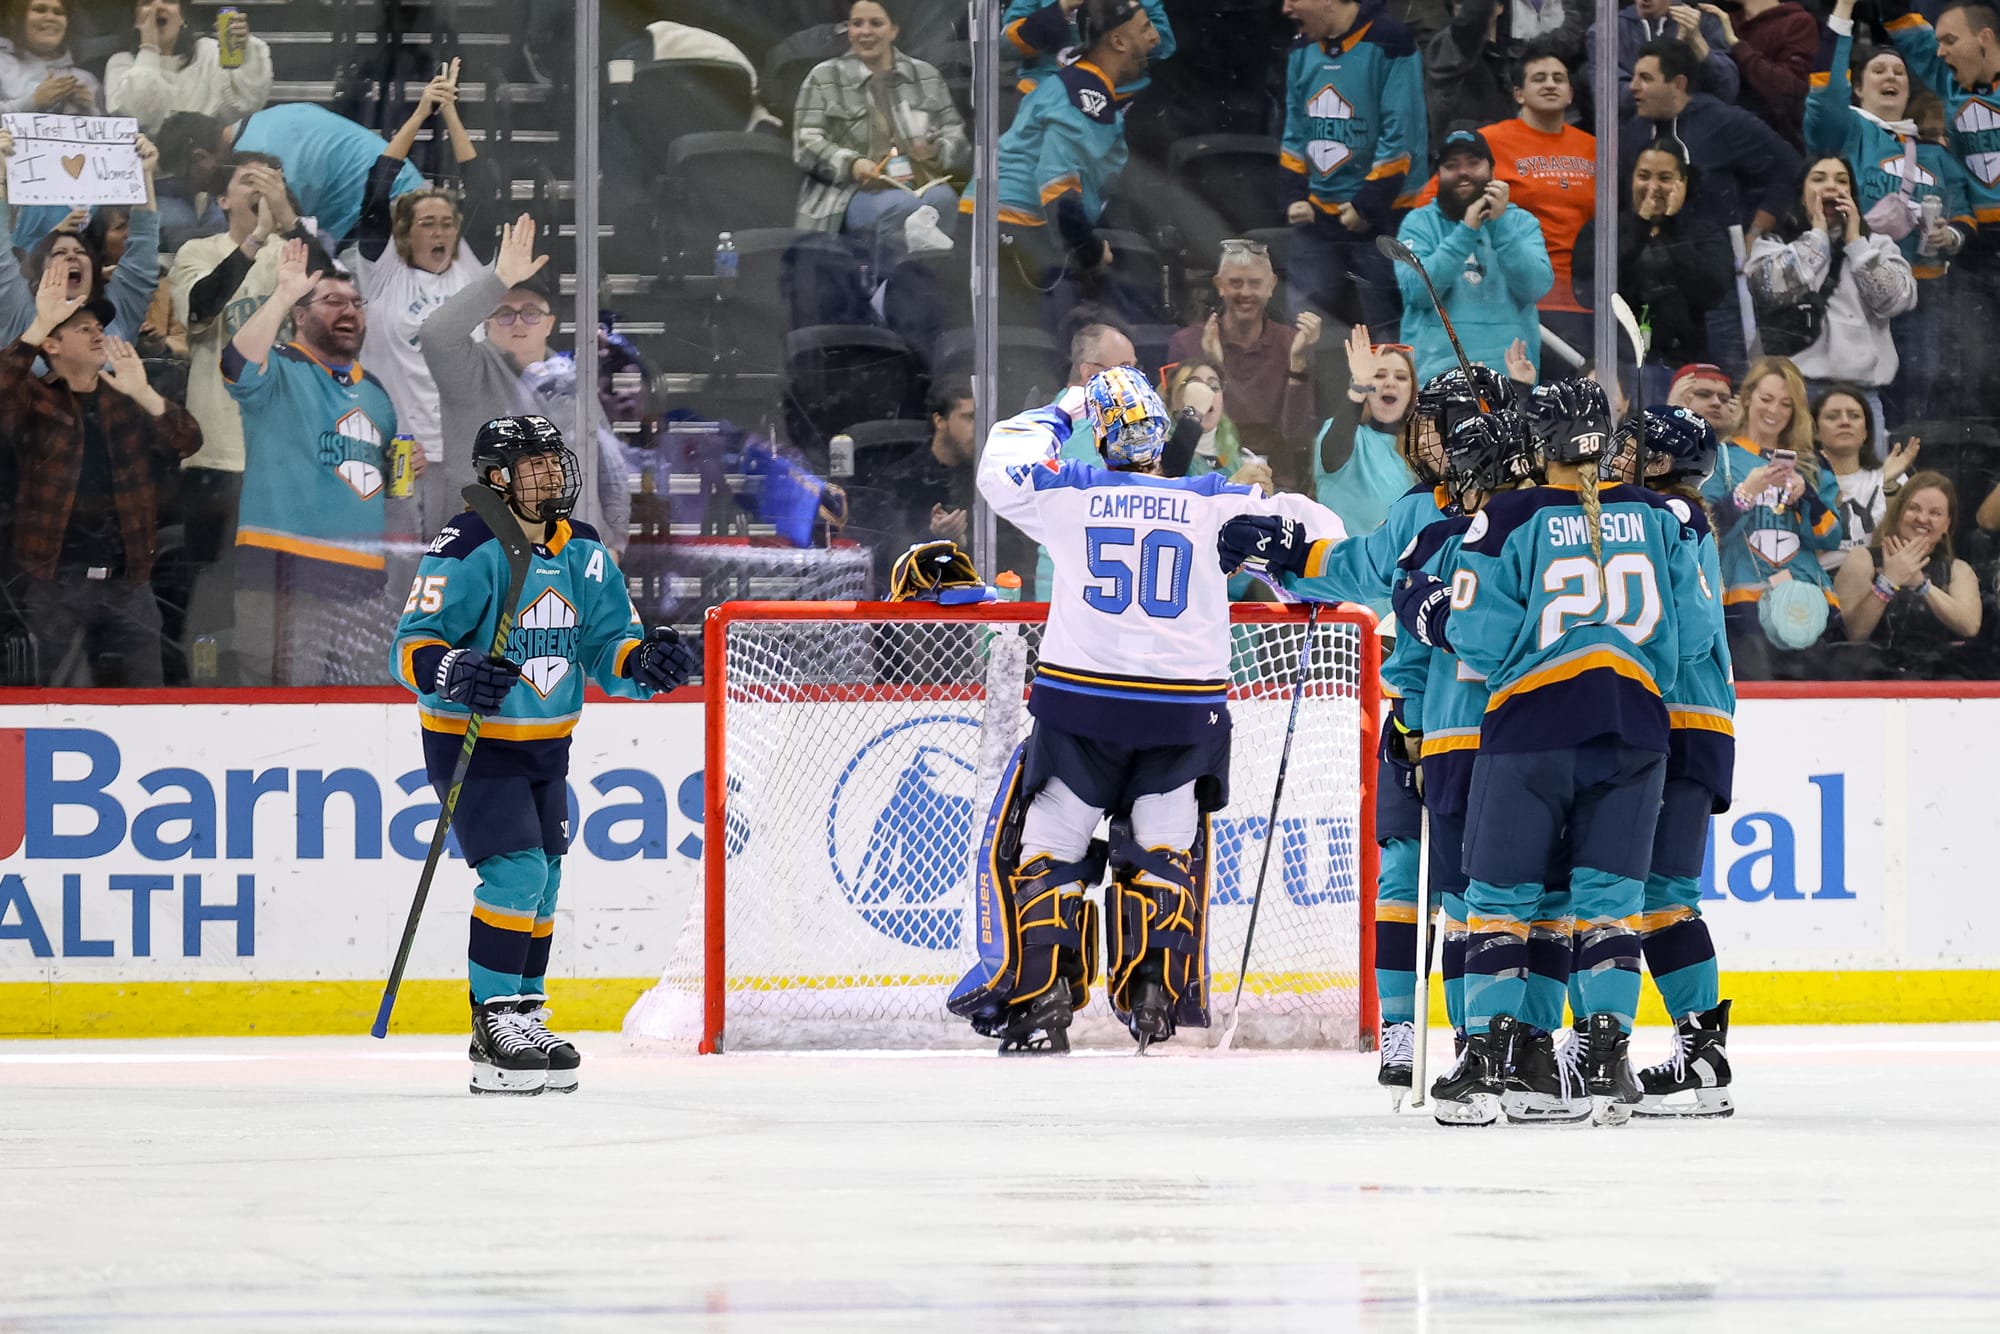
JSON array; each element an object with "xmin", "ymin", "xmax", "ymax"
[{"xmin": 948, "ymin": 367, "xmax": 1345, "ymax": 1053}]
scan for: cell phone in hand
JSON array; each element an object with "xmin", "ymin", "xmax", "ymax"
[{"xmin": 1771, "ymin": 448, "xmax": 1798, "ymax": 475}]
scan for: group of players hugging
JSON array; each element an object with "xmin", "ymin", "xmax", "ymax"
[
  {"xmin": 949, "ymin": 361, "xmax": 1735, "ymax": 1128},
  {"xmin": 387, "ymin": 356, "xmax": 1734, "ymax": 1121}
]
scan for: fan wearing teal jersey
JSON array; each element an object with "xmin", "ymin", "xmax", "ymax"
[{"xmin": 389, "ymin": 415, "xmax": 696, "ymax": 1096}]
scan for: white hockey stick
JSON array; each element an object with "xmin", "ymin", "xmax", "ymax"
[{"xmin": 1408, "ymin": 803, "xmax": 1433, "ymax": 1108}]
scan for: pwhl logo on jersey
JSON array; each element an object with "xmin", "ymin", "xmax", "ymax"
[
  {"xmin": 508, "ymin": 588, "xmax": 580, "ymax": 696},
  {"xmin": 826, "ymin": 717, "xmax": 982, "ymax": 950},
  {"xmin": 318, "ymin": 408, "xmax": 385, "ymax": 501}
]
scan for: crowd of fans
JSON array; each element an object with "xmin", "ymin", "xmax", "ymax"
[{"xmin": 4, "ymin": 0, "xmax": 2000, "ymax": 689}]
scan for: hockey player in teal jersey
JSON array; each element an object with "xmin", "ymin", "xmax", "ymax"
[
  {"xmin": 390, "ymin": 415, "xmax": 696, "ymax": 1095},
  {"xmin": 1604, "ymin": 406, "xmax": 1738, "ymax": 1118},
  {"xmin": 1411, "ymin": 378, "xmax": 1718, "ymax": 1124},
  {"xmin": 1222, "ymin": 366, "xmax": 1506, "ymax": 1100}
]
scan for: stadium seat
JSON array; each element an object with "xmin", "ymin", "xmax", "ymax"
[
  {"xmin": 663, "ymin": 132, "xmax": 803, "ymax": 271},
  {"xmin": 937, "ymin": 325, "xmax": 1065, "ymax": 410},
  {"xmin": 1166, "ymin": 135, "xmax": 1285, "ymax": 265},
  {"xmin": 881, "ymin": 249, "xmax": 973, "ymax": 371},
  {"xmin": 845, "ymin": 418, "xmax": 935, "ymax": 474},
  {"xmin": 710, "ymin": 228, "xmax": 806, "ymax": 375},
  {"xmin": 609, "ymin": 59, "xmax": 756, "ymax": 165},
  {"xmin": 784, "ymin": 326, "xmax": 923, "ymax": 458}
]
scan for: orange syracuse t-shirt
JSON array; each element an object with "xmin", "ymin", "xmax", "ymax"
[{"xmin": 1411, "ymin": 118, "xmax": 1596, "ymax": 313}]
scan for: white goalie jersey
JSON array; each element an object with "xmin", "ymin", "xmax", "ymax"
[{"xmin": 979, "ymin": 392, "xmax": 1346, "ymax": 743}]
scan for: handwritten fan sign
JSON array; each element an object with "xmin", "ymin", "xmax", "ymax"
[{"xmin": 2, "ymin": 114, "xmax": 144, "ymax": 206}]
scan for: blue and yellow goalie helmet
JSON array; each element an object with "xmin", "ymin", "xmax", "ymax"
[{"xmin": 1085, "ymin": 366, "xmax": 1171, "ymax": 468}]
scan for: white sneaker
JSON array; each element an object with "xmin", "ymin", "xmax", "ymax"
[{"xmin": 903, "ymin": 204, "xmax": 953, "ymax": 255}]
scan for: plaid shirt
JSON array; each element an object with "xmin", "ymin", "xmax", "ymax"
[
  {"xmin": 0, "ymin": 341, "xmax": 202, "ymax": 581},
  {"xmin": 792, "ymin": 51, "xmax": 970, "ymax": 232}
]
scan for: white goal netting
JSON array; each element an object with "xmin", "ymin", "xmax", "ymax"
[{"xmin": 625, "ymin": 602, "xmax": 1378, "ymax": 1051}]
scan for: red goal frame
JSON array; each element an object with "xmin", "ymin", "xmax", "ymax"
[{"xmin": 698, "ymin": 600, "xmax": 1382, "ymax": 1054}]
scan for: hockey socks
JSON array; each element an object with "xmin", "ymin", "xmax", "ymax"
[
  {"xmin": 1569, "ymin": 868, "xmax": 1643, "ymax": 1032},
  {"xmin": 1640, "ymin": 878, "xmax": 1720, "ymax": 1019},
  {"xmin": 1373, "ymin": 837, "xmax": 1421, "ymax": 1026},
  {"xmin": 469, "ymin": 849, "xmax": 560, "ymax": 1003}
]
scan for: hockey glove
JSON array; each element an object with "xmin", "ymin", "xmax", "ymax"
[
  {"xmin": 624, "ymin": 626, "xmax": 697, "ymax": 692},
  {"xmin": 1385, "ymin": 720, "xmax": 1424, "ymax": 798},
  {"xmin": 1393, "ymin": 571, "xmax": 1454, "ymax": 652},
  {"xmin": 1217, "ymin": 514, "xmax": 1310, "ymax": 577},
  {"xmin": 435, "ymin": 648, "xmax": 522, "ymax": 712}
]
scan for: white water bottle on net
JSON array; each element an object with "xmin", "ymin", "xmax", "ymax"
[{"xmin": 625, "ymin": 601, "xmax": 1381, "ymax": 1052}]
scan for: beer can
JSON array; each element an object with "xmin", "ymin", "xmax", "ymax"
[
  {"xmin": 216, "ymin": 8, "xmax": 244, "ymax": 69},
  {"xmin": 389, "ymin": 434, "xmax": 417, "ymax": 498}
]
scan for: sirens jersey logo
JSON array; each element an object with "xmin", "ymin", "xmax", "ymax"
[
  {"xmin": 508, "ymin": 588, "xmax": 581, "ymax": 697},
  {"xmin": 1305, "ymin": 79, "xmax": 1358, "ymax": 174},
  {"xmin": 826, "ymin": 716, "xmax": 983, "ymax": 950},
  {"xmin": 318, "ymin": 407, "xmax": 385, "ymax": 501}
]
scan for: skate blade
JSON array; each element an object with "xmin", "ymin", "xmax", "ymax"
[
  {"xmin": 1431, "ymin": 1093, "xmax": 1499, "ymax": 1127},
  {"xmin": 1632, "ymin": 1087, "xmax": 1734, "ymax": 1119},
  {"xmin": 1389, "ymin": 1088, "xmax": 1406, "ymax": 1112},
  {"xmin": 469, "ymin": 1066, "xmax": 547, "ymax": 1096},
  {"xmin": 544, "ymin": 1070, "xmax": 580, "ymax": 1093},
  {"xmin": 1590, "ymin": 1094, "xmax": 1637, "ymax": 1126},
  {"xmin": 1501, "ymin": 1092, "xmax": 1591, "ymax": 1125}
]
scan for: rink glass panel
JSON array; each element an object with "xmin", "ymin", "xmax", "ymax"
[{"xmin": 624, "ymin": 601, "xmax": 1380, "ymax": 1051}]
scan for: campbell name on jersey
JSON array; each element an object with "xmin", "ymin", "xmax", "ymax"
[{"xmin": 978, "ymin": 397, "xmax": 1344, "ymax": 745}]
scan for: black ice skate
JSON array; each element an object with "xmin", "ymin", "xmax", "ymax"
[
  {"xmin": 1634, "ymin": 1000, "xmax": 1734, "ymax": 1119},
  {"xmin": 515, "ymin": 995, "xmax": 581, "ymax": 1093},
  {"xmin": 1582, "ymin": 1012, "xmax": 1642, "ymax": 1125},
  {"xmin": 996, "ymin": 978, "xmax": 1073, "ymax": 1056},
  {"xmin": 1501, "ymin": 1026, "xmax": 1590, "ymax": 1124},
  {"xmin": 470, "ymin": 995, "xmax": 549, "ymax": 1095},
  {"xmin": 1127, "ymin": 976, "xmax": 1172, "ymax": 1056},
  {"xmin": 1378, "ymin": 1020, "xmax": 1416, "ymax": 1109},
  {"xmin": 1429, "ymin": 1015, "xmax": 1513, "ymax": 1126}
]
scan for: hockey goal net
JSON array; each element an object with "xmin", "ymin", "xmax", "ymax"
[{"xmin": 625, "ymin": 601, "xmax": 1380, "ymax": 1052}]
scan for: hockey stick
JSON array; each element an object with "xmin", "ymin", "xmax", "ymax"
[
  {"xmin": 1611, "ymin": 294, "xmax": 1650, "ymax": 483},
  {"xmin": 1408, "ymin": 804, "xmax": 1433, "ymax": 1109},
  {"xmin": 1376, "ymin": 234, "xmax": 1485, "ymax": 404},
  {"xmin": 1218, "ymin": 601, "xmax": 1320, "ymax": 1052},
  {"xmin": 370, "ymin": 484, "xmax": 537, "ymax": 1039}
]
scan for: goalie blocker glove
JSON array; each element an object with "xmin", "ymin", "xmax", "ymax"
[
  {"xmin": 623, "ymin": 626, "xmax": 697, "ymax": 693},
  {"xmin": 436, "ymin": 648, "xmax": 522, "ymax": 712},
  {"xmin": 1217, "ymin": 514, "xmax": 1312, "ymax": 577},
  {"xmin": 1393, "ymin": 570, "xmax": 1454, "ymax": 651}
]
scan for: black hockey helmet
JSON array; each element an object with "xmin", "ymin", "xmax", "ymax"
[
  {"xmin": 1631, "ymin": 404, "xmax": 1719, "ymax": 485},
  {"xmin": 473, "ymin": 414, "xmax": 581, "ymax": 523},
  {"xmin": 1524, "ymin": 377, "xmax": 1612, "ymax": 465},
  {"xmin": 1409, "ymin": 367, "xmax": 1517, "ymax": 487},
  {"xmin": 1442, "ymin": 407, "xmax": 1534, "ymax": 505}
]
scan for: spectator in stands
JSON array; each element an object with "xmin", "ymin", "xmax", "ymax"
[
  {"xmin": 225, "ymin": 239, "xmax": 395, "ymax": 687},
  {"xmin": 167, "ymin": 153, "xmax": 320, "ymax": 685},
  {"xmin": 793, "ymin": 1, "xmax": 970, "ymax": 261},
  {"xmin": 1280, "ymin": 0, "xmax": 1426, "ymax": 343},
  {"xmin": 0, "ymin": 129, "xmax": 162, "ymax": 345},
  {"xmin": 420, "ymin": 216, "xmax": 630, "ymax": 553},
  {"xmin": 0, "ymin": 0, "xmax": 100, "ymax": 114},
  {"xmin": 1700, "ymin": 0, "xmax": 1815, "ymax": 148},
  {"xmin": 971, "ymin": 0, "xmax": 1158, "ymax": 327},
  {"xmin": 0, "ymin": 270, "xmax": 200, "ymax": 686},
  {"xmin": 1394, "ymin": 126, "xmax": 1553, "ymax": 381},
  {"xmin": 1701, "ymin": 356, "xmax": 1844, "ymax": 675},
  {"xmin": 1815, "ymin": 383, "xmax": 1922, "ymax": 571},
  {"xmin": 346, "ymin": 63, "xmax": 479, "ymax": 541},
  {"xmin": 1314, "ymin": 325, "xmax": 1418, "ymax": 535},
  {"xmin": 861, "ymin": 379, "xmax": 977, "ymax": 583},
  {"xmin": 1488, "ymin": 40, "xmax": 1596, "ymax": 370},
  {"xmin": 1423, "ymin": 2, "xmax": 1588, "ymax": 150},
  {"xmin": 1834, "ymin": 470, "xmax": 1982, "ymax": 670},
  {"xmin": 1573, "ymin": 137, "xmax": 1733, "ymax": 400},
  {"xmin": 1165, "ymin": 238, "xmax": 1321, "ymax": 443},
  {"xmin": 1004, "ymin": 0, "xmax": 1175, "ymax": 95},
  {"xmin": 1747, "ymin": 155, "xmax": 1918, "ymax": 431},
  {"xmin": 1588, "ymin": 0, "xmax": 1739, "ymax": 116},
  {"xmin": 105, "ymin": 1, "xmax": 271, "ymax": 134},
  {"xmin": 1669, "ymin": 360, "xmax": 1739, "ymax": 436},
  {"xmin": 157, "ymin": 104, "xmax": 429, "ymax": 249}
]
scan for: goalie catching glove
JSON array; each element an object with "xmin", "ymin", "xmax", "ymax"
[
  {"xmin": 1216, "ymin": 514, "xmax": 1311, "ymax": 577},
  {"xmin": 622, "ymin": 627, "xmax": 698, "ymax": 692},
  {"xmin": 435, "ymin": 648, "xmax": 522, "ymax": 712},
  {"xmin": 889, "ymin": 540, "xmax": 995, "ymax": 605}
]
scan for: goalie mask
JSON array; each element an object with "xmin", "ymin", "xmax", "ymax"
[
  {"xmin": 889, "ymin": 540, "xmax": 995, "ymax": 605},
  {"xmin": 474, "ymin": 414, "xmax": 582, "ymax": 524},
  {"xmin": 1084, "ymin": 366, "xmax": 1171, "ymax": 469}
]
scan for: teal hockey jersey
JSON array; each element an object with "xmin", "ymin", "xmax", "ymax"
[
  {"xmin": 1886, "ymin": 8, "xmax": 2000, "ymax": 232},
  {"xmin": 1664, "ymin": 512, "xmax": 1738, "ymax": 806},
  {"xmin": 1282, "ymin": 481, "xmax": 1452, "ymax": 650},
  {"xmin": 1280, "ymin": 2, "xmax": 1428, "ymax": 229},
  {"xmin": 961, "ymin": 61, "xmax": 1126, "ymax": 233},
  {"xmin": 1448, "ymin": 482, "xmax": 1717, "ymax": 755},
  {"xmin": 1383, "ymin": 515, "xmax": 1486, "ymax": 816},
  {"xmin": 223, "ymin": 340, "xmax": 395, "ymax": 569},
  {"xmin": 391, "ymin": 510, "xmax": 650, "ymax": 780},
  {"xmin": 1002, "ymin": 0, "xmax": 1174, "ymax": 95}
]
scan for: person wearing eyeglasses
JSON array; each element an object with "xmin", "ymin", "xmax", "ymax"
[
  {"xmin": 1165, "ymin": 238, "xmax": 1322, "ymax": 446},
  {"xmin": 223, "ymin": 238, "xmax": 397, "ymax": 686},
  {"xmin": 420, "ymin": 215, "xmax": 630, "ymax": 555}
]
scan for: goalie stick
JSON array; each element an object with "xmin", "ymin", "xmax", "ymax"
[
  {"xmin": 1218, "ymin": 601, "xmax": 1320, "ymax": 1052},
  {"xmin": 371, "ymin": 483, "xmax": 536, "ymax": 1038}
]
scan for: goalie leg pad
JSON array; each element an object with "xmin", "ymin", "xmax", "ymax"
[
  {"xmin": 1104, "ymin": 816, "xmax": 1214, "ymax": 1043},
  {"xmin": 948, "ymin": 750, "xmax": 1107, "ymax": 1037}
]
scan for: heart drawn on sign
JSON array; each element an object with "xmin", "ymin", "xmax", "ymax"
[{"xmin": 60, "ymin": 153, "xmax": 85, "ymax": 179}]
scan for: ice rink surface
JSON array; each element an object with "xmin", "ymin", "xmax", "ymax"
[{"xmin": 3, "ymin": 1024, "xmax": 1998, "ymax": 1333}]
